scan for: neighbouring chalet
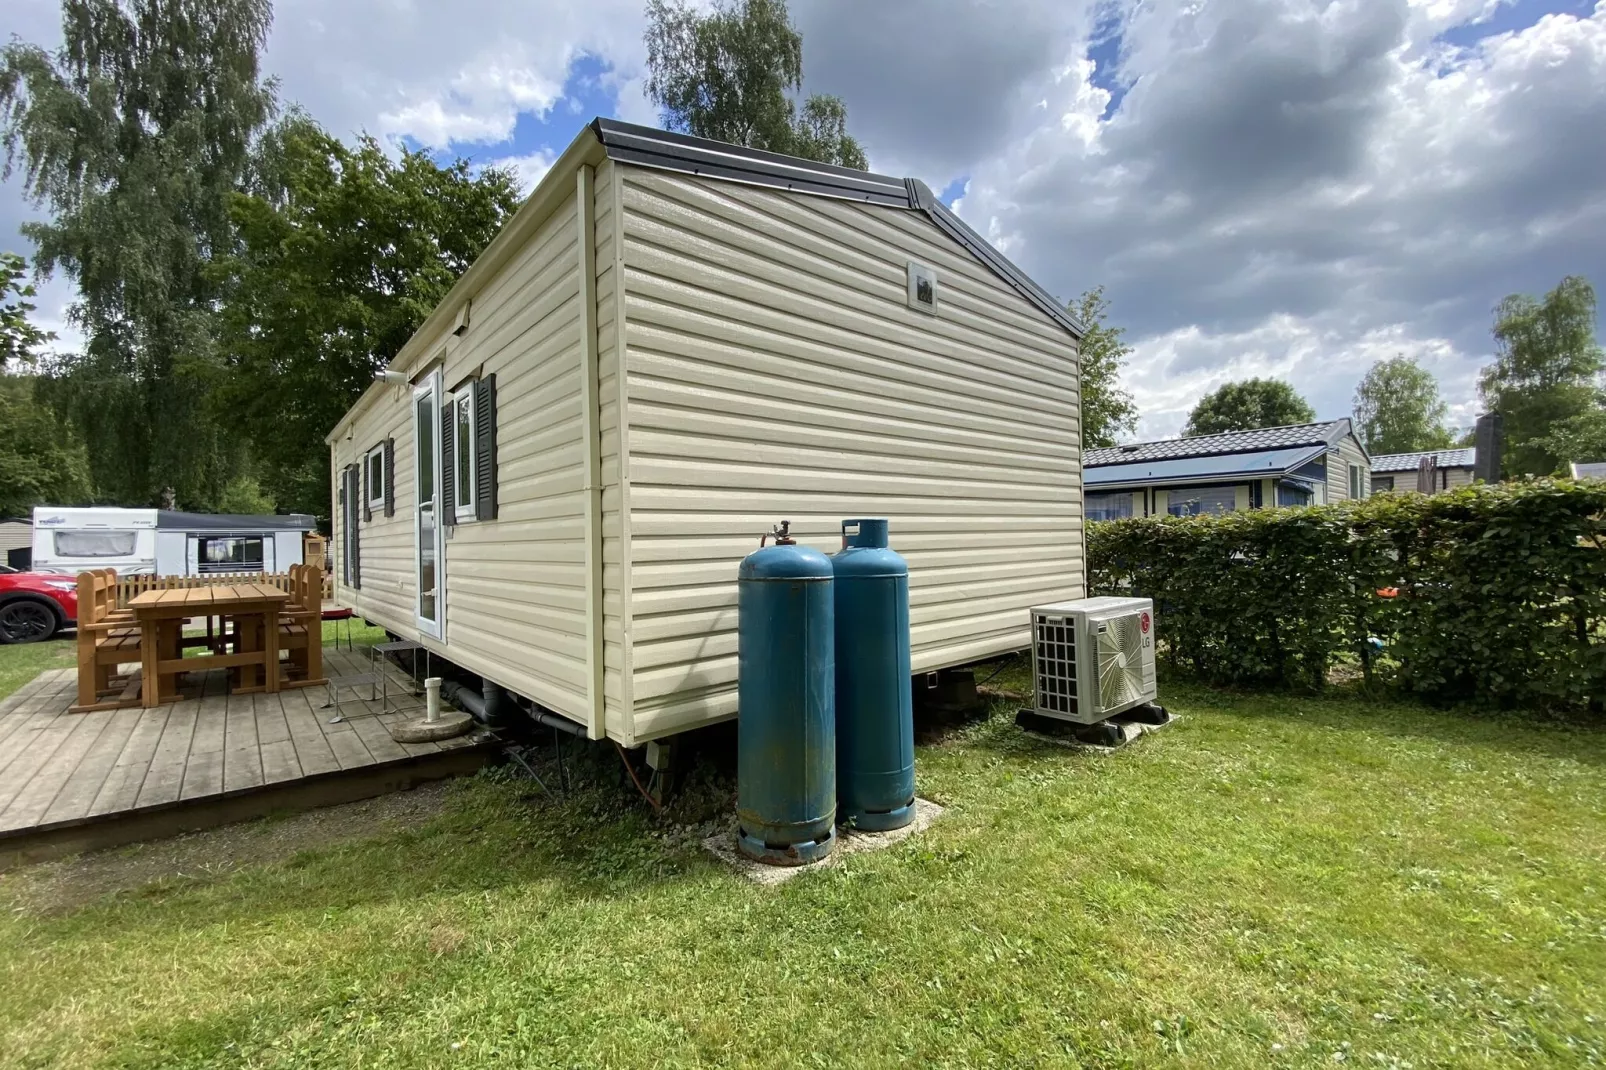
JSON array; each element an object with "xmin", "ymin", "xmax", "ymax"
[{"xmin": 1083, "ymin": 420, "xmax": 1371, "ymax": 519}]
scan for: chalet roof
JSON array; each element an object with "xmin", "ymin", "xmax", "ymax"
[
  {"xmin": 1370, "ymin": 448, "xmax": 1476, "ymax": 473},
  {"xmin": 1084, "ymin": 420, "xmax": 1355, "ymax": 469},
  {"xmin": 589, "ymin": 119, "xmax": 1083, "ymax": 340}
]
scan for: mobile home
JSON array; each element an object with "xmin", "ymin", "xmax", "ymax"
[
  {"xmin": 1370, "ymin": 448, "xmax": 1476, "ymax": 494},
  {"xmin": 1084, "ymin": 420, "xmax": 1372, "ymax": 518},
  {"xmin": 31, "ymin": 507, "xmax": 317, "ymax": 576},
  {"xmin": 327, "ymin": 119, "xmax": 1085, "ymax": 746}
]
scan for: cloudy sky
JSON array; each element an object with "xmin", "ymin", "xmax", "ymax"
[{"xmin": 4, "ymin": 0, "xmax": 1604, "ymax": 438}]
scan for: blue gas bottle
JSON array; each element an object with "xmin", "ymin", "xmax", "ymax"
[
  {"xmin": 832, "ymin": 518, "xmax": 915, "ymax": 831},
  {"xmin": 736, "ymin": 521, "xmax": 837, "ymax": 865}
]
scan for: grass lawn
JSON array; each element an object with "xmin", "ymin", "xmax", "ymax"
[
  {"xmin": 0, "ymin": 635, "xmax": 77, "ymax": 699},
  {"xmin": 0, "ymin": 645, "xmax": 1602, "ymax": 1069}
]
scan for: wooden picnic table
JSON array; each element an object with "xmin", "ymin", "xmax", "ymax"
[{"xmin": 127, "ymin": 584, "xmax": 291, "ymax": 708}]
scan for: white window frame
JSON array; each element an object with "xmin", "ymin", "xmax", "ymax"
[
  {"xmin": 365, "ymin": 444, "xmax": 386, "ymax": 511},
  {"xmin": 1349, "ymin": 463, "xmax": 1362, "ymax": 500},
  {"xmin": 414, "ymin": 370, "xmax": 446, "ymax": 640},
  {"xmin": 452, "ymin": 386, "xmax": 477, "ymax": 523}
]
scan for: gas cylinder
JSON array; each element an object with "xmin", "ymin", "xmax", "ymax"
[
  {"xmin": 736, "ymin": 521, "xmax": 837, "ymax": 865},
  {"xmin": 832, "ymin": 518, "xmax": 915, "ymax": 831}
]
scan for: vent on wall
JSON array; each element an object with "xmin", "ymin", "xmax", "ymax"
[{"xmin": 907, "ymin": 261, "xmax": 938, "ymax": 314}]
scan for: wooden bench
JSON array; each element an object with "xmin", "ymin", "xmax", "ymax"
[
  {"xmin": 72, "ymin": 569, "xmax": 145, "ymax": 713},
  {"xmin": 277, "ymin": 564, "xmax": 326, "ymax": 688}
]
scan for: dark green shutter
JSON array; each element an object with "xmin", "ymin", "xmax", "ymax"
[
  {"xmin": 383, "ymin": 438, "xmax": 395, "ymax": 517},
  {"xmin": 474, "ymin": 374, "xmax": 498, "ymax": 521},
  {"xmin": 440, "ymin": 393, "xmax": 456, "ymax": 526},
  {"xmin": 347, "ymin": 465, "xmax": 362, "ymax": 589}
]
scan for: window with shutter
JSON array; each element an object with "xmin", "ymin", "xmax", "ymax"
[
  {"xmin": 452, "ymin": 388, "xmax": 476, "ymax": 522},
  {"xmin": 440, "ymin": 388, "xmax": 456, "ymax": 526},
  {"xmin": 474, "ymin": 374, "xmax": 497, "ymax": 520}
]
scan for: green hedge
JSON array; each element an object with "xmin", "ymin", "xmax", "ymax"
[{"xmin": 1086, "ymin": 479, "xmax": 1606, "ymax": 708}]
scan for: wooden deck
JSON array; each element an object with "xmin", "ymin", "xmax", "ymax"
[{"xmin": 0, "ymin": 646, "xmax": 494, "ymax": 869}]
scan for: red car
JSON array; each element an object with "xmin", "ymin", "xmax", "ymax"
[{"xmin": 0, "ymin": 572, "xmax": 79, "ymax": 644}]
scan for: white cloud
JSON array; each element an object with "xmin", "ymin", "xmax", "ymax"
[
  {"xmin": 267, "ymin": 0, "xmax": 646, "ymax": 146},
  {"xmin": 482, "ymin": 150, "xmax": 556, "ymax": 197},
  {"xmin": 948, "ymin": 0, "xmax": 1606, "ymax": 438},
  {"xmin": 1127, "ymin": 315, "xmax": 1476, "ymax": 438}
]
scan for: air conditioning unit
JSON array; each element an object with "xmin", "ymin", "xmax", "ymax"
[{"xmin": 1030, "ymin": 597, "xmax": 1157, "ymax": 724}]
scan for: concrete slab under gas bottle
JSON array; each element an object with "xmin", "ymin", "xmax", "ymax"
[{"xmin": 702, "ymin": 797, "xmax": 945, "ymax": 886}]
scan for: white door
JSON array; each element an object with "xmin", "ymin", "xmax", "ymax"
[{"xmin": 414, "ymin": 371, "xmax": 445, "ymax": 638}]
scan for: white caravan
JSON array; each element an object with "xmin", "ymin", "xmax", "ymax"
[
  {"xmin": 32, "ymin": 507, "xmax": 317, "ymax": 577},
  {"xmin": 31, "ymin": 507, "xmax": 158, "ymax": 575}
]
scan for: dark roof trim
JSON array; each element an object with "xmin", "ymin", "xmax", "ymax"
[
  {"xmin": 592, "ymin": 119, "xmax": 910, "ymax": 207},
  {"xmin": 590, "ymin": 119, "xmax": 1083, "ymax": 341},
  {"xmin": 158, "ymin": 510, "xmax": 318, "ymax": 532},
  {"xmin": 906, "ymin": 179, "xmax": 1085, "ymax": 339}
]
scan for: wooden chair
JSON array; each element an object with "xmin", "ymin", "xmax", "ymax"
[
  {"xmin": 71, "ymin": 570, "xmax": 145, "ymax": 712},
  {"xmin": 278, "ymin": 564, "xmax": 326, "ymax": 687}
]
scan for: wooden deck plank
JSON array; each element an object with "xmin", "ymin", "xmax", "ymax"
[
  {"xmin": 87, "ymin": 705, "xmax": 171, "ymax": 817},
  {"xmin": 0, "ymin": 669, "xmax": 71, "ymax": 747},
  {"xmin": 259, "ymin": 737, "xmax": 303, "ymax": 785},
  {"xmin": 323, "ymin": 721, "xmax": 376, "ymax": 770},
  {"xmin": 180, "ymin": 674, "xmax": 231, "ymax": 800},
  {"xmin": 0, "ymin": 710, "xmax": 115, "ymax": 832},
  {"xmin": 315, "ymin": 677, "xmax": 378, "ymax": 771},
  {"xmin": 135, "ymin": 683, "xmax": 203, "ymax": 809},
  {"xmin": 346, "ymin": 713, "xmax": 410, "ymax": 764},
  {"xmin": 222, "ymin": 692, "xmax": 264, "ymax": 793},
  {"xmin": 39, "ymin": 708, "xmax": 144, "ymax": 825},
  {"xmin": 0, "ymin": 675, "xmax": 78, "ymax": 779},
  {"xmin": 178, "ymin": 747, "xmax": 224, "ymax": 801},
  {"xmin": 280, "ymin": 686, "xmax": 342, "ymax": 777},
  {"xmin": 256, "ymin": 692, "xmax": 292, "ymax": 746},
  {"xmin": 0, "ymin": 648, "xmax": 491, "ymax": 851},
  {"xmin": 0, "ymin": 676, "xmax": 89, "ymax": 807}
]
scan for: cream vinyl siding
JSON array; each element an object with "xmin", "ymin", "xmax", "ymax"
[
  {"xmin": 331, "ymin": 404, "xmax": 414, "ymax": 632},
  {"xmin": 1327, "ymin": 435, "xmax": 1371, "ymax": 501},
  {"xmin": 0, "ymin": 521, "xmax": 30, "ymax": 557},
  {"xmin": 594, "ymin": 160, "xmax": 631, "ymax": 733},
  {"xmin": 333, "ymin": 189, "xmax": 600, "ymax": 727},
  {"xmin": 1376, "ymin": 465, "xmax": 1475, "ymax": 493},
  {"xmin": 616, "ymin": 168, "xmax": 1082, "ymax": 741}
]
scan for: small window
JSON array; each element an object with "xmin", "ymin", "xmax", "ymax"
[
  {"xmin": 366, "ymin": 445, "xmax": 385, "ymax": 510},
  {"xmin": 1349, "ymin": 463, "xmax": 1363, "ymax": 500},
  {"xmin": 1277, "ymin": 481, "xmax": 1314, "ymax": 507},
  {"xmin": 55, "ymin": 531, "xmax": 137, "ymax": 557},
  {"xmin": 1168, "ymin": 486, "xmax": 1236, "ymax": 516},
  {"xmin": 1373, "ymin": 475, "xmax": 1395, "ymax": 493},
  {"xmin": 196, "ymin": 536, "xmax": 265, "ymax": 575},
  {"xmin": 907, "ymin": 261, "xmax": 938, "ymax": 313},
  {"xmin": 452, "ymin": 389, "xmax": 477, "ymax": 521},
  {"xmin": 1084, "ymin": 492, "xmax": 1134, "ymax": 522}
]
